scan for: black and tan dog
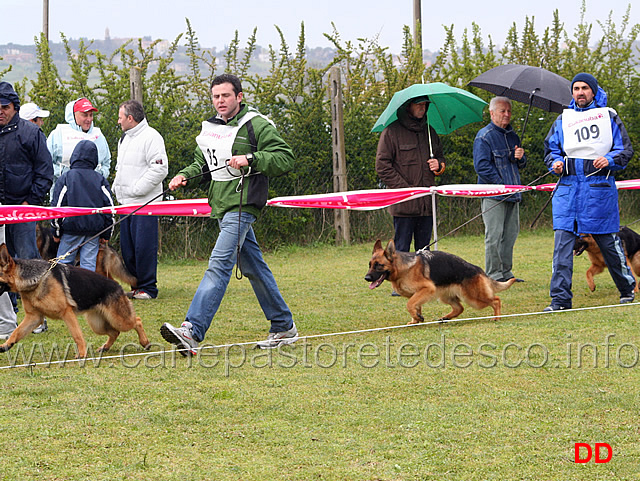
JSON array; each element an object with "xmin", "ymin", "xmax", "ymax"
[
  {"xmin": 365, "ymin": 239, "xmax": 517, "ymax": 324},
  {"xmin": 574, "ymin": 226, "xmax": 640, "ymax": 292},
  {"xmin": 0, "ymin": 243, "xmax": 150, "ymax": 357},
  {"xmin": 36, "ymin": 223, "xmax": 137, "ymax": 288}
]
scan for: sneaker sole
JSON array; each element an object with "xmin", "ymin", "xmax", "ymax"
[
  {"xmin": 160, "ymin": 324, "xmax": 197, "ymax": 357},
  {"xmin": 256, "ymin": 334, "xmax": 299, "ymax": 350}
]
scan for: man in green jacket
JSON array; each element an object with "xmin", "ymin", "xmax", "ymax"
[{"xmin": 161, "ymin": 74, "xmax": 298, "ymax": 354}]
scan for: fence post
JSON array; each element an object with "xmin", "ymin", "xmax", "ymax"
[
  {"xmin": 329, "ymin": 66, "xmax": 350, "ymax": 246},
  {"xmin": 129, "ymin": 66, "xmax": 143, "ymax": 103}
]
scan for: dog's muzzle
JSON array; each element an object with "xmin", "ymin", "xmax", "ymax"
[{"xmin": 365, "ymin": 271, "xmax": 388, "ymax": 289}]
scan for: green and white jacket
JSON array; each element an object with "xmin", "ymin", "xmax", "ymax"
[{"xmin": 179, "ymin": 104, "xmax": 294, "ymax": 219}]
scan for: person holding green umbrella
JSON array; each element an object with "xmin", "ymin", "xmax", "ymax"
[{"xmin": 375, "ymin": 95, "xmax": 446, "ymax": 279}]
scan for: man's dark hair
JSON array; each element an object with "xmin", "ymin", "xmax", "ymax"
[
  {"xmin": 120, "ymin": 100, "xmax": 145, "ymax": 123},
  {"xmin": 211, "ymin": 74, "xmax": 243, "ymax": 95}
]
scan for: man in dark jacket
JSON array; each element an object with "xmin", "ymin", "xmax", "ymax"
[
  {"xmin": 375, "ymin": 96, "xmax": 445, "ymax": 255},
  {"xmin": 51, "ymin": 140, "xmax": 114, "ymax": 271},
  {"xmin": 0, "ymin": 82, "xmax": 53, "ymax": 260},
  {"xmin": 473, "ymin": 96, "xmax": 527, "ymax": 282}
]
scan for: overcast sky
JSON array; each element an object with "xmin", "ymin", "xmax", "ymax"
[{"xmin": 2, "ymin": 0, "xmax": 637, "ymax": 53}]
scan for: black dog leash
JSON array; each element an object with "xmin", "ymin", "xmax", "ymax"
[
  {"xmin": 50, "ymin": 162, "xmax": 247, "ymax": 267},
  {"xmin": 419, "ymin": 169, "xmax": 554, "ymax": 252}
]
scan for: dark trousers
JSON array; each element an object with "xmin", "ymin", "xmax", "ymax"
[
  {"xmin": 393, "ymin": 216, "xmax": 433, "ymax": 252},
  {"xmin": 120, "ymin": 215, "xmax": 159, "ymax": 298}
]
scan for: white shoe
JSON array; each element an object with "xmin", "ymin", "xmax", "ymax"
[{"xmin": 256, "ymin": 323, "xmax": 299, "ymax": 349}]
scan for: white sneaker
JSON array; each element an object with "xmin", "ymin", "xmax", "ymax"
[
  {"xmin": 256, "ymin": 323, "xmax": 299, "ymax": 349},
  {"xmin": 32, "ymin": 319, "xmax": 48, "ymax": 334},
  {"xmin": 160, "ymin": 322, "xmax": 199, "ymax": 356}
]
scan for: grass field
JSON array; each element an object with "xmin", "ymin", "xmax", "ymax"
[{"xmin": 1, "ymin": 229, "xmax": 639, "ymax": 480}]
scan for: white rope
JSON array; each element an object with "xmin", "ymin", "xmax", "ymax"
[{"xmin": 0, "ymin": 301, "xmax": 637, "ymax": 371}]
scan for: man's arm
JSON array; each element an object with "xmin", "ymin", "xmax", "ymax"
[
  {"xmin": 375, "ymin": 128, "xmax": 409, "ymax": 188},
  {"xmin": 473, "ymin": 135, "xmax": 503, "ymax": 184}
]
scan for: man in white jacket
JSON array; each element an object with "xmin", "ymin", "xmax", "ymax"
[{"xmin": 113, "ymin": 100, "xmax": 168, "ymax": 299}]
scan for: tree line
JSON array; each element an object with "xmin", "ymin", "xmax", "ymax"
[{"xmin": 1, "ymin": 3, "xmax": 639, "ymax": 255}]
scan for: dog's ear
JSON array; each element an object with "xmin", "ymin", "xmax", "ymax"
[
  {"xmin": 373, "ymin": 239, "xmax": 383, "ymax": 253},
  {"xmin": 384, "ymin": 239, "xmax": 396, "ymax": 261},
  {"xmin": 0, "ymin": 244, "xmax": 12, "ymax": 268}
]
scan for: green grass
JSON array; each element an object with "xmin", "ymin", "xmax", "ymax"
[{"xmin": 2, "ymin": 229, "xmax": 640, "ymax": 480}]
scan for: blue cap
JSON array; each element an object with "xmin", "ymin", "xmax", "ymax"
[{"xmin": 571, "ymin": 73, "xmax": 598, "ymax": 95}]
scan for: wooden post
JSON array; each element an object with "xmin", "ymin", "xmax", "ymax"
[
  {"xmin": 129, "ymin": 66, "xmax": 143, "ymax": 103},
  {"xmin": 328, "ymin": 66, "xmax": 350, "ymax": 246}
]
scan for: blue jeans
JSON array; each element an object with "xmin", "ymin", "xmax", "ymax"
[
  {"xmin": 57, "ymin": 234, "xmax": 99, "ymax": 271},
  {"xmin": 120, "ymin": 215, "xmax": 159, "ymax": 297},
  {"xmin": 393, "ymin": 216, "xmax": 433, "ymax": 252},
  {"xmin": 6, "ymin": 221, "xmax": 39, "ymax": 259},
  {"xmin": 550, "ymin": 230, "xmax": 635, "ymax": 308},
  {"xmin": 186, "ymin": 211, "xmax": 293, "ymax": 342}
]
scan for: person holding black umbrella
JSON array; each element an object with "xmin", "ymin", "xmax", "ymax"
[
  {"xmin": 543, "ymin": 73, "xmax": 635, "ymax": 311},
  {"xmin": 473, "ymin": 96, "xmax": 527, "ymax": 282}
]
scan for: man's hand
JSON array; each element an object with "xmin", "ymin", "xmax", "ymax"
[
  {"xmin": 169, "ymin": 175, "xmax": 186, "ymax": 191},
  {"xmin": 593, "ymin": 156, "xmax": 609, "ymax": 169},
  {"xmin": 552, "ymin": 160, "xmax": 565, "ymax": 174},
  {"xmin": 427, "ymin": 158, "xmax": 440, "ymax": 172},
  {"xmin": 514, "ymin": 145, "xmax": 524, "ymax": 160},
  {"xmin": 228, "ymin": 155, "xmax": 250, "ymax": 170}
]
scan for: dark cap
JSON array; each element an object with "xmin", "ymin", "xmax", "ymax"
[
  {"xmin": 571, "ymin": 73, "xmax": 598, "ymax": 95},
  {"xmin": 410, "ymin": 95, "xmax": 430, "ymax": 104},
  {"xmin": 0, "ymin": 81, "xmax": 20, "ymax": 108}
]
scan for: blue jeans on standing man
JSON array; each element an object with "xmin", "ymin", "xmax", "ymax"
[
  {"xmin": 393, "ymin": 216, "xmax": 433, "ymax": 252},
  {"xmin": 185, "ymin": 211, "xmax": 294, "ymax": 343}
]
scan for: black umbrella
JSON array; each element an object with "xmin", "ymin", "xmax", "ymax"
[{"xmin": 468, "ymin": 64, "xmax": 572, "ymax": 138}]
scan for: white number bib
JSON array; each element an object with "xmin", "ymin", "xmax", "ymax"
[
  {"xmin": 562, "ymin": 108, "xmax": 613, "ymax": 159},
  {"xmin": 195, "ymin": 111, "xmax": 268, "ymax": 181}
]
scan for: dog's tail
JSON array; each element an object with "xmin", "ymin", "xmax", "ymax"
[
  {"xmin": 101, "ymin": 246, "xmax": 137, "ymax": 288},
  {"xmin": 492, "ymin": 278, "xmax": 519, "ymax": 292}
]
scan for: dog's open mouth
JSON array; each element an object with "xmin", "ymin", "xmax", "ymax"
[{"xmin": 368, "ymin": 272, "xmax": 389, "ymax": 289}]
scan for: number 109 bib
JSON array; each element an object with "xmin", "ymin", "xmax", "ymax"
[{"xmin": 561, "ymin": 108, "xmax": 613, "ymax": 160}]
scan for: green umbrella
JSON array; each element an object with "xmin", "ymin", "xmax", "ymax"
[{"xmin": 371, "ymin": 82, "xmax": 487, "ymax": 135}]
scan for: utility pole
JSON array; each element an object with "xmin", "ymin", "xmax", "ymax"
[
  {"xmin": 413, "ymin": 0, "xmax": 422, "ymax": 52},
  {"xmin": 130, "ymin": 67, "xmax": 143, "ymax": 103},
  {"xmin": 43, "ymin": 0, "xmax": 49, "ymax": 42}
]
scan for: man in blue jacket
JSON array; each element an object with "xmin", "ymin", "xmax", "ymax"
[
  {"xmin": 0, "ymin": 82, "xmax": 53, "ymax": 260},
  {"xmin": 543, "ymin": 73, "xmax": 635, "ymax": 310},
  {"xmin": 473, "ymin": 96, "xmax": 527, "ymax": 282}
]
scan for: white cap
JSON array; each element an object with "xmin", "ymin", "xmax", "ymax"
[{"xmin": 20, "ymin": 102, "xmax": 50, "ymax": 121}]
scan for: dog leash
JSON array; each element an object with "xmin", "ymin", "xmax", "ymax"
[
  {"xmin": 49, "ymin": 161, "xmax": 255, "ymax": 269},
  {"xmin": 417, "ymin": 169, "xmax": 554, "ymax": 254}
]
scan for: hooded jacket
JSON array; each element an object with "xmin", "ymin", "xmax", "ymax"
[
  {"xmin": 0, "ymin": 82, "xmax": 53, "ymax": 205},
  {"xmin": 375, "ymin": 105, "xmax": 445, "ymax": 216},
  {"xmin": 177, "ymin": 104, "xmax": 294, "ymax": 219},
  {"xmin": 473, "ymin": 121, "xmax": 527, "ymax": 202},
  {"xmin": 51, "ymin": 140, "xmax": 114, "ymax": 239},
  {"xmin": 544, "ymin": 86, "xmax": 633, "ymax": 234},
  {"xmin": 46, "ymin": 99, "xmax": 111, "ymax": 180}
]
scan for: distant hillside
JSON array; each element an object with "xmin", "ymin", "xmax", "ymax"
[{"xmin": 0, "ymin": 37, "xmax": 440, "ymax": 85}]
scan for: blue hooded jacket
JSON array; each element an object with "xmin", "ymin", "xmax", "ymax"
[
  {"xmin": 543, "ymin": 86, "xmax": 633, "ymax": 234},
  {"xmin": 0, "ymin": 82, "xmax": 53, "ymax": 205},
  {"xmin": 51, "ymin": 140, "xmax": 114, "ymax": 239}
]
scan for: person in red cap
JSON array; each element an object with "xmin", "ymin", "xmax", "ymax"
[{"xmin": 46, "ymin": 98, "xmax": 111, "ymax": 185}]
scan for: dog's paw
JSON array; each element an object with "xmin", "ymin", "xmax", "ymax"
[
  {"xmin": 407, "ymin": 319, "xmax": 420, "ymax": 325},
  {"xmin": 142, "ymin": 343, "xmax": 152, "ymax": 351},
  {"xmin": 0, "ymin": 342, "xmax": 11, "ymax": 353}
]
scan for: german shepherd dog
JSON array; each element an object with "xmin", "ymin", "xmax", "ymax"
[
  {"xmin": 36, "ymin": 223, "xmax": 137, "ymax": 288},
  {"xmin": 0, "ymin": 244, "xmax": 150, "ymax": 357},
  {"xmin": 365, "ymin": 240, "xmax": 517, "ymax": 324},
  {"xmin": 574, "ymin": 226, "xmax": 640, "ymax": 292}
]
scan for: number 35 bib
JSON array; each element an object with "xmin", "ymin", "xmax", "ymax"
[
  {"xmin": 195, "ymin": 111, "xmax": 263, "ymax": 181},
  {"xmin": 562, "ymin": 108, "xmax": 613, "ymax": 160}
]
